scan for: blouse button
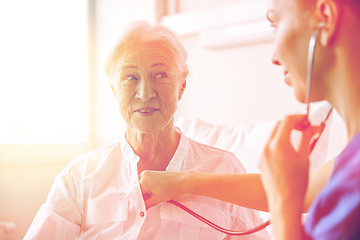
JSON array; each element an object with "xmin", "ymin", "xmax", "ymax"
[{"xmin": 140, "ymin": 211, "xmax": 145, "ymax": 217}]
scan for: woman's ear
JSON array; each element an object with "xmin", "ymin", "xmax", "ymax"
[
  {"xmin": 110, "ymin": 81, "xmax": 117, "ymax": 96},
  {"xmin": 315, "ymin": 0, "xmax": 340, "ymax": 46},
  {"xmin": 178, "ymin": 80, "xmax": 186, "ymax": 101}
]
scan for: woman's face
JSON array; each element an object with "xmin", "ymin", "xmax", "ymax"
[
  {"xmin": 111, "ymin": 43, "xmax": 185, "ymax": 134},
  {"xmin": 267, "ymin": 0, "xmax": 314, "ymax": 103}
]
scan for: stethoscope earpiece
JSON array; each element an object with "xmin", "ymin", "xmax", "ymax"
[{"xmin": 317, "ymin": 22, "xmax": 326, "ymax": 29}]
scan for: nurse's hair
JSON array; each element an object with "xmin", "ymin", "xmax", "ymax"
[{"xmin": 105, "ymin": 21, "xmax": 188, "ymax": 80}]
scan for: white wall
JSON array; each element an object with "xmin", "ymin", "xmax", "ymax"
[{"xmin": 177, "ymin": 38, "xmax": 302, "ymax": 125}]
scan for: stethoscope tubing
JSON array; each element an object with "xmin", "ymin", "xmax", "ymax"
[{"xmin": 167, "ymin": 200, "xmax": 270, "ymax": 236}]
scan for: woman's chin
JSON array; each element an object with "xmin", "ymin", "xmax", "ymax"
[
  {"xmin": 284, "ymin": 77, "xmax": 292, "ymax": 87},
  {"xmin": 130, "ymin": 122, "xmax": 164, "ymax": 135},
  {"xmin": 294, "ymin": 91, "xmax": 306, "ymax": 104}
]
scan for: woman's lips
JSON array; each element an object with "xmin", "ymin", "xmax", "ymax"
[
  {"xmin": 284, "ymin": 71, "xmax": 291, "ymax": 86},
  {"xmin": 134, "ymin": 108, "xmax": 159, "ymax": 116}
]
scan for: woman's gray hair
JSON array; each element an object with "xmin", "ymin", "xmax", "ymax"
[{"xmin": 105, "ymin": 21, "xmax": 188, "ymax": 80}]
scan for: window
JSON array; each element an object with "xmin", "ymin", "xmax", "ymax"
[{"xmin": 0, "ymin": 0, "xmax": 93, "ymax": 163}]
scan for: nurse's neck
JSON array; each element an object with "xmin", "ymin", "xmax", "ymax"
[{"xmin": 126, "ymin": 125, "xmax": 180, "ymax": 174}]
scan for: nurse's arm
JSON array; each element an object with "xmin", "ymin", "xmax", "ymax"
[
  {"xmin": 304, "ymin": 158, "xmax": 334, "ymax": 211},
  {"xmin": 140, "ymin": 158, "xmax": 334, "ymax": 211},
  {"xmin": 185, "ymin": 158, "xmax": 334, "ymax": 212}
]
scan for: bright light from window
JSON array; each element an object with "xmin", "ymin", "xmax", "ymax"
[{"xmin": 0, "ymin": 0, "xmax": 89, "ymax": 144}]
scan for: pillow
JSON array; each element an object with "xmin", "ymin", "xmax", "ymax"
[{"xmin": 175, "ymin": 101, "xmax": 332, "ymax": 173}]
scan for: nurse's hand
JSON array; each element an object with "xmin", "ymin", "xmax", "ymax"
[
  {"xmin": 139, "ymin": 170, "xmax": 193, "ymax": 209},
  {"xmin": 259, "ymin": 115, "xmax": 325, "ymax": 209}
]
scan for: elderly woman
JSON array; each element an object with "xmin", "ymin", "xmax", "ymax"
[{"xmin": 24, "ymin": 21, "xmax": 269, "ymax": 240}]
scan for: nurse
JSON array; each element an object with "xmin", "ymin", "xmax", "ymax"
[
  {"xmin": 24, "ymin": 21, "xmax": 269, "ymax": 239},
  {"xmin": 259, "ymin": 0, "xmax": 360, "ymax": 238},
  {"xmin": 140, "ymin": 0, "xmax": 360, "ymax": 239}
]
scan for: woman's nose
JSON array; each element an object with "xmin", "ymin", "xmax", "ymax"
[{"xmin": 136, "ymin": 78, "xmax": 156, "ymax": 101}]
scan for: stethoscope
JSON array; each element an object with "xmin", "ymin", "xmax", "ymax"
[
  {"xmin": 165, "ymin": 24, "xmax": 333, "ymax": 236},
  {"xmin": 167, "ymin": 200, "xmax": 271, "ymax": 236}
]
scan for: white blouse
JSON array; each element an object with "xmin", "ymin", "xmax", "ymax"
[{"xmin": 24, "ymin": 129, "xmax": 269, "ymax": 240}]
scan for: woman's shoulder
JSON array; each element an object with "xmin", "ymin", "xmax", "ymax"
[{"xmin": 60, "ymin": 142, "xmax": 123, "ymax": 179}]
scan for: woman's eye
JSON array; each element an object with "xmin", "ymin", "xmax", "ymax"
[
  {"xmin": 154, "ymin": 72, "xmax": 168, "ymax": 79},
  {"xmin": 125, "ymin": 75, "xmax": 138, "ymax": 80}
]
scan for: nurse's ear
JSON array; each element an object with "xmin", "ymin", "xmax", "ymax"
[{"xmin": 315, "ymin": 0, "xmax": 340, "ymax": 46}]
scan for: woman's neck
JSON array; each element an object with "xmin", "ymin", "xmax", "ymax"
[
  {"xmin": 335, "ymin": 100, "xmax": 360, "ymax": 142},
  {"xmin": 125, "ymin": 124, "xmax": 181, "ymax": 173},
  {"xmin": 330, "ymin": 15, "xmax": 360, "ymax": 141},
  {"xmin": 327, "ymin": 48, "xmax": 360, "ymax": 142}
]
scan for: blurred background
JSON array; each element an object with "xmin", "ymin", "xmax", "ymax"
[{"xmin": 0, "ymin": 0, "xmax": 347, "ymax": 239}]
